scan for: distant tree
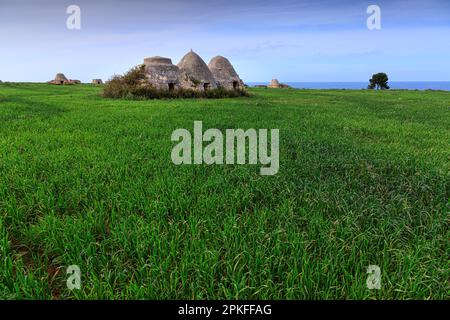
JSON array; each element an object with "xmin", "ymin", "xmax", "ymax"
[{"xmin": 368, "ymin": 73, "xmax": 390, "ymax": 90}]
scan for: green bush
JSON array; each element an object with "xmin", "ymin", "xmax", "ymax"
[{"xmin": 103, "ymin": 65, "xmax": 249, "ymax": 100}]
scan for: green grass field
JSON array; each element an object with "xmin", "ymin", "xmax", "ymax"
[{"xmin": 0, "ymin": 83, "xmax": 448, "ymax": 300}]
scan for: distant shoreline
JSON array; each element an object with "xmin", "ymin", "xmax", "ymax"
[{"xmin": 248, "ymin": 82, "xmax": 450, "ymax": 91}]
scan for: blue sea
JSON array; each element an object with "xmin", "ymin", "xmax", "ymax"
[{"xmin": 248, "ymin": 82, "xmax": 450, "ymax": 91}]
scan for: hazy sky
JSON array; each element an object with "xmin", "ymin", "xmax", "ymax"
[{"xmin": 0, "ymin": 0, "xmax": 449, "ymax": 82}]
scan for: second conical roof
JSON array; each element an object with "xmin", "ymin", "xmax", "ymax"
[
  {"xmin": 177, "ymin": 50, "xmax": 217, "ymax": 85},
  {"xmin": 208, "ymin": 56, "xmax": 239, "ymax": 79}
]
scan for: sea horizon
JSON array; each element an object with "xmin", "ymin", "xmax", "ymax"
[{"xmin": 247, "ymin": 81, "xmax": 450, "ymax": 91}]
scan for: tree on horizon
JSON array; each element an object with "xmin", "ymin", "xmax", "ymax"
[{"xmin": 368, "ymin": 73, "xmax": 390, "ymax": 90}]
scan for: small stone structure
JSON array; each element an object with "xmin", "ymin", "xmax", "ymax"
[
  {"xmin": 268, "ymin": 79, "xmax": 290, "ymax": 88},
  {"xmin": 92, "ymin": 79, "xmax": 103, "ymax": 85},
  {"xmin": 50, "ymin": 73, "xmax": 69, "ymax": 85},
  {"xmin": 48, "ymin": 73, "xmax": 80, "ymax": 85},
  {"xmin": 208, "ymin": 56, "xmax": 243, "ymax": 90},
  {"xmin": 268, "ymin": 79, "xmax": 280, "ymax": 88}
]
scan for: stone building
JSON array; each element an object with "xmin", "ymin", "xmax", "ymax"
[
  {"xmin": 268, "ymin": 79, "xmax": 290, "ymax": 88},
  {"xmin": 49, "ymin": 73, "xmax": 69, "ymax": 85},
  {"xmin": 143, "ymin": 56, "xmax": 182, "ymax": 91},
  {"xmin": 142, "ymin": 50, "xmax": 244, "ymax": 91},
  {"xmin": 177, "ymin": 50, "xmax": 217, "ymax": 91},
  {"xmin": 92, "ymin": 79, "xmax": 103, "ymax": 85},
  {"xmin": 208, "ymin": 56, "xmax": 243, "ymax": 90},
  {"xmin": 48, "ymin": 73, "xmax": 80, "ymax": 85}
]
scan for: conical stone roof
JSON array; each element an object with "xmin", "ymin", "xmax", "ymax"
[
  {"xmin": 55, "ymin": 73, "xmax": 69, "ymax": 83},
  {"xmin": 178, "ymin": 50, "xmax": 217, "ymax": 90},
  {"xmin": 208, "ymin": 56, "xmax": 242, "ymax": 89}
]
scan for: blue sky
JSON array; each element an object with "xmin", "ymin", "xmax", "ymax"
[{"xmin": 0, "ymin": 0, "xmax": 449, "ymax": 82}]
